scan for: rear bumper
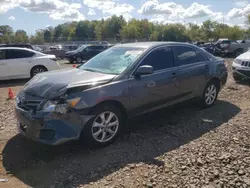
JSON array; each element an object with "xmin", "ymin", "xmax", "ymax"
[{"xmin": 15, "ymin": 104, "xmax": 93, "ymax": 145}]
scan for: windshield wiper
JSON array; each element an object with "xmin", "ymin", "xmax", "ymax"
[{"xmin": 81, "ymin": 68, "xmax": 99, "ymax": 72}]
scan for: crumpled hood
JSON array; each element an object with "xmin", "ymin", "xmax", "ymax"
[
  {"xmin": 237, "ymin": 52, "xmax": 250, "ymax": 61},
  {"xmin": 22, "ymin": 68, "xmax": 116, "ymax": 99}
]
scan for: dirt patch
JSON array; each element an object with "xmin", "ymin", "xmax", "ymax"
[{"xmin": 1, "ymin": 59, "xmax": 250, "ymax": 188}]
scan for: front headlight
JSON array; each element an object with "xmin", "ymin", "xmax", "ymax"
[
  {"xmin": 42, "ymin": 97, "xmax": 81, "ymax": 113},
  {"xmin": 234, "ymin": 59, "xmax": 241, "ymax": 65}
]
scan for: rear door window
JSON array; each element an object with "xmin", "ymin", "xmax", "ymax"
[
  {"xmin": 172, "ymin": 46, "xmax": 199, "ymax": 66},
  {"xmin": 0, "ymin": 50, "xmax": 6, "ymax": 60},
  {"xmin": 5, "ymin": 49, "xmax": 35, "ymax": 59}
]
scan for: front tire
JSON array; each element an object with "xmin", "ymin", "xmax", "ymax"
[
  {"xmin": 81, "ymin": 105, "xmax": 123, "ymax": 147},
  {"xmin": 200, "ymin": 81, "xmax": 219, "ymax": 108}
]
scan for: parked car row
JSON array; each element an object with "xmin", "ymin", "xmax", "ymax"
[
  {"xmin": 195, "ymin": 39, "xmax": 250, "ymax": 58},
  {"xmin": 0, "ymin": 42, "xmax": 113, "ymax": 60}
]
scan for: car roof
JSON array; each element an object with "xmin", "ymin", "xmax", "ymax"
[
  {"xmin": 0, "ymin": 47, "xmax": 36, "ymax": 51},
  {"xmin": 114, "ymin": 41, "xmax": 197, "ymax": 49},
  {"xmin": 0, "ymin": 44, "xmax": 32, "ymax": 46}
]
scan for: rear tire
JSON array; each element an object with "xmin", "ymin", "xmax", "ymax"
[
  {"xmin": 30, "ymin": 66, "xmax": 47, "ymax": 78},
  {"xmin": 200, "ymin": 80, "xmax": 219, "ymax": 108},
  {"xmin": 81, "ymin": 105, "xmax": 124, "ymax": 147}
]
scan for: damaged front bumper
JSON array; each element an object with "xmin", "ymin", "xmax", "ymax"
[{"xmin": 15, "ymin": 103, "xmax": 94, "ymax": 145}]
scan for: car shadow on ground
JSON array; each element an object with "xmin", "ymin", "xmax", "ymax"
[
  {"xmin": 0, "ymin": 79, "xmax": 29, "ymax": 88},
  {"xmin": 2, "ymin": 100, "xmax": 240, "ymax": 188}
]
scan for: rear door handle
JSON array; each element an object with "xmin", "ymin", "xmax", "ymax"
[
  {"xmin": 172, "ymin": 72, "xmax": 177, "ymax": 78},
  {"xmin": 0, "ymin": 63, "xmax": 5, "ymax": 65}
]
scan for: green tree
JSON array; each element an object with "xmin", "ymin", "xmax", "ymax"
[
  {"xmin": 200, "ymin": 20, "xmax": 217, "ymax": 41},
  {"xmin": 53, "ymin": 25, "xmax": 63, "ymax": 42},
  {"xmin": 30, "ymin": 30, "xmax": 44, "ymax": 44},
  {"xmin": 0, "ymin": 25, "xmax": 14, "ymax": 35},
  {"xmin": 0, "ymin": 25, "xmax": 14, "ymax": 44},
  {"xmin": 120, "ymin": 20, "xmax": 140, "ymax": 41},
  {"xmin": 94, "ymin": 20, "xmax": 105, "ymax": 40},
  {"xmin": 187, "ymin": 23, "xmax": 202, "ymax": 41},
  {"xmin": 15, "ymin": 30, "xmax": 29, "ymax": 43},
  {"xmin": 75, "ymin": 21, "xmax": 89, "ymax": 40},
  {"xmin": 44, "ymin": 29, "xmax": 52, "ymax": 43},
  {"xmin": 162, "ymin": 24, "xmax": 190, "ymax": 42}
]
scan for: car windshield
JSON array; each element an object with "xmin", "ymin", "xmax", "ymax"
[
  {"xmin": 79, "ymin": 47, "xmax": 146, "ymax": 75},
  {"xmin": 76, "ymin": 45, "xmax": 87, "ymax": 52}
]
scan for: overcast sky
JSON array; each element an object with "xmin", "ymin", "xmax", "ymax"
[{"xmin": 0, "ymin": 0, "xmax": 250, "ymax": 34}]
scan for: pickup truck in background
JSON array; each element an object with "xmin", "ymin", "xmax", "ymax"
[
  {"xmin": 43, "ymin": 46, "xmax": 66, "ymax": 59},
  {"xmin": 214, "ymin": 39, "xmax": 250, "ymax": 57}
]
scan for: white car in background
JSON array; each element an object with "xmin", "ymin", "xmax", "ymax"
[
  {"xmin": 232, "ymin": 48, "xmax": 250, "ymax": 81},
  {"xmin": 0, "ymin": 47, "xmax": 60, "ymax": 81}
]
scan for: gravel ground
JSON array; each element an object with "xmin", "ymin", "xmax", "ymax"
[{"xmin": 1, "ymin": 59, "xmax": 250, "ymax": 188}]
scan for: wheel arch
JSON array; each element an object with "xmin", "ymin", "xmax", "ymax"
[
  {"xmin": 30, "ymin": 65, "xmax": 48, "ymax": 77},
  {"xmin": 208, "ymin": 76, "xmax": 221, "ymax": 91},
  {"xmin": 91, "ymin": 100, "xmax": 128, "ymax": 121},
  {"xmin": 235, "ymin": 48, "xmax": 244, "ymax": 52}
]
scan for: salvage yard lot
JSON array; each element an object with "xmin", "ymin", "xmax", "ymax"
[{"xmin": 1, "ymin": 59, "xmax": 250, "ymax": 188}]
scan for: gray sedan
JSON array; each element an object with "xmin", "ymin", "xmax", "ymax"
[{"xmin": 15, "ymin": 42, "xmax": 228, "ymax": 146}]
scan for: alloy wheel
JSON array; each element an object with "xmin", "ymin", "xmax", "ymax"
[
  {"xmin": 205, "ymin": 84, "xmax": 217, "ymax": 105},
  {"xmin": 33, "ymin": 67, "xmax": 46, "ymax": 76},
  {"xmin": 91, "ymin": 111, "xmax": 119, "ymax": 143},
  {"xmin": 76, "ymin": 57, "xmax": 82, "ymax": 63}
]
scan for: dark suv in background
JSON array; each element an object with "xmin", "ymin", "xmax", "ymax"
[
  {"xmin": 64, "ymin": 44, "xmax": 108, "ymax": 63},
  {"xmin": 15, "ymin": 42, "xmax": 227, "ymax": 147}
]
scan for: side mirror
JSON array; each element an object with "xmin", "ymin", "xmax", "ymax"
[{"xmin": 134, "ymin": 65, "xmax": 154, "ymax": 76}]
